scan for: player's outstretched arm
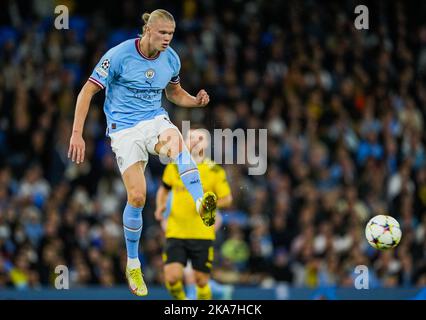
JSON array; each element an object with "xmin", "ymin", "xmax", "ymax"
[
  {"xmin": 217, "ymin": 194, "xmax": 233, "ymax": 209},
  {"xmin": 154, "ymin": 185, "xmax": 170, "ymax": 221},
  {"xmin": 165, "ymin": 82, "xmax": 209, "ymax": 108},
  {"xmin": 68, "ymin": 81, "xmax": 101, "ymax": 164}
]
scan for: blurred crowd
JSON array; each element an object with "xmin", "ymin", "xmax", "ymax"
[{"xmin": 1, "ymin": 0, "xmax": 426, "ymax": 291}]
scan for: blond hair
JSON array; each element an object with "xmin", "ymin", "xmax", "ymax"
[{"xmin": 142, "ymin": 9, "xmax": 175, "ymax": 35}]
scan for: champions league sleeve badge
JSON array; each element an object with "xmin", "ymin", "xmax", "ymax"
[{"xmin": 95, "ymin": 58, "xmax": 110, "ymax": 78}]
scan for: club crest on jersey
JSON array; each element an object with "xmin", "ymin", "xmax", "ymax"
[{"xmin": 145, "ymin": 69, "xmax": 155, "ymax": 79}]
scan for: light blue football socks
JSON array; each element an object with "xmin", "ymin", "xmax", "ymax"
[
  {"xmin": 175, "ymin": 150, "xmax": 204, "ymax": 204},
  {"xmin": 123, "ymin": 202, "xmax": 143, "ymax": 260}
]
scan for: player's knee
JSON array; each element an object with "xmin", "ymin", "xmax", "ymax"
[
  {"xmin": 160, "ymin": 132, "xmax": 182, "ymax": 157},
  {"xmin": 128, "ymin": 190, "xmax": 146, "ymax": 207},
  {"xmin": 195, "ymin": 274, "xmax": 209, "ymax": 287},
  {"xmin": 168, "ymin": 137, "xmax": 183, "ymax": 158},
  {"xmin": 165, "ymin": 272, "xmax": 182, "ymax": 286},
  {"xmin": 157, "ymin": 132, "xmax": 182, "ymax": 158}
]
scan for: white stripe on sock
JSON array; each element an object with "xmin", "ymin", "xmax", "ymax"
[
  {"xmin": 180, "ymin": 168, "xmax": 198, "ymax": 178},
  {"xmin": 124, "ymin": 225, "xmax": 142, "ymax": 233}
]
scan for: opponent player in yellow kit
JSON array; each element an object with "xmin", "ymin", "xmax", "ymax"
[{"xmin": 155, "ymin": 127, "xmax": 232, "ymax": 300}]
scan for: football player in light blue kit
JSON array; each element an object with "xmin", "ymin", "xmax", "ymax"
[{"xmin": 68, "ymin": 9, "xmax": 218, "ymax": 297}]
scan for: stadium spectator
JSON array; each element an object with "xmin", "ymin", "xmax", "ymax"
[{"xmin": 0, "ymin": 0, "xmax": 425, "ymax": 291}]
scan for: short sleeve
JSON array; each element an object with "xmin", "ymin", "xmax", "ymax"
[
  {"xmin": 214, "ymin": 167, "xmax": 232, "ymax": 199},
  {"xmin": 88, "ymin": 49, "xmax": 119, "ymax": 89},
  {"xmin": 169, "ymin": 48, "xmax": 181, "ymax": 84},
  {"xmin": 162, "ymin": 164, "xmax": 177, "ymax": 188}
]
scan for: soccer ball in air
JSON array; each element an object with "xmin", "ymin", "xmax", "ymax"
[{"xmin": 365, "ymin": 215, "xmax": 402, "ymax": 250}]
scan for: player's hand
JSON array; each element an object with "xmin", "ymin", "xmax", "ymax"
[
  {"xmin": 154, "ymin": 206, "xmax": 166, "ymax": 222},
  {"xmin": 68, "ymin": 132, "xmax": 86, "ymax": 164},
  {"xmin": 195, "ymin": 89, "xmax": 209, "ymax": 107}
]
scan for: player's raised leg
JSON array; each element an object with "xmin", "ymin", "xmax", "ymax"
[
  {"xmin": 122, "ymin": 161, "xmax": 148, "ymax": 296},
  {"xmin": 155, "ymin": 128, "xmax": 217, "ymax": 226}
]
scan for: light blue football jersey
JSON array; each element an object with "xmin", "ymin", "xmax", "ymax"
[{"xmin": 89, "ymin": 38, "xmax": 181, "ymax": 135}]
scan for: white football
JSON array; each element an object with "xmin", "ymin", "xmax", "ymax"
[{"xmin": 365, "ymin": 215, "xmax": 402, "ymax": 250}]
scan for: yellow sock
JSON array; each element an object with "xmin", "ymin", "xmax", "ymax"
[
  {"xmin": 166, "ymin": 281, "xmax": 187, "ymax": 300},
  {"xmin": 196, "ymin": 284, "xmax": 212, "ymax": 300}
]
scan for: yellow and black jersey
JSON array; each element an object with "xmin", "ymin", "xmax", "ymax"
[{"xmin": 162, "ymin": 158, "xmax": 231, "ymax": 240}]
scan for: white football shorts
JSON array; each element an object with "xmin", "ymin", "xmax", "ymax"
[{"xmin": 109, "ymin": 115, "xmax": 178, "ymax": 174}]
